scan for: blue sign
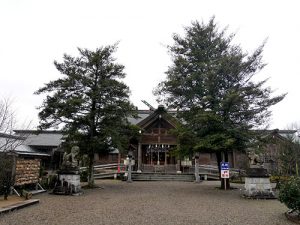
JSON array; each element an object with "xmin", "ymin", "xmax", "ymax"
[{"xmin": 221, "ymin": 162, "xmax": 229, "ymax": 170}]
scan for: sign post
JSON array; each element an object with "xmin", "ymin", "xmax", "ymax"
[{"xmin": 221, "ymin": 162, "xmax": 230, "ymax": 190}]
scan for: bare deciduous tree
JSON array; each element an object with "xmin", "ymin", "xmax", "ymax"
[
  {"xmin": 279, "ymin": 123, "xmax": 300, "ymax": 176},
  {"xmin": 0, "ymin": 97, "xmax": 31, "ymax": 200}
]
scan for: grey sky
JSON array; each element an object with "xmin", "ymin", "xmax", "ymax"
[{"xmin": 0, "ymin": 0, "xmax": 299, "ymax": 129}]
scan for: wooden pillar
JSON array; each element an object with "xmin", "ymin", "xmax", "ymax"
[
  {"xmin": 164, "ymin": 150, "xmax": 167, "ymax": 166},
  {"xmin": 195, "ymin": 153, "xmax": 200, "ymax": 183},
  {"xmin": 150, "ymin": 148, "xmax": 153, "ymax": 165},
  {"xmin": 117, "ymin": 153, "xmax": 121, "ymax": 172},
  {"xmin": 176, "ymin": 159, "xmax": 181, "ymax": 172},
  {"xmin": 137, "ymin": 143, "xmax": 142, "ymax": 172}
]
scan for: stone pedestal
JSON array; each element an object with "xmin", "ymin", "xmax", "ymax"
[
  {"xmin": 53, "ymin": 170, "xmax": 81, "ymax": 195},
  {"xmin": 243, "ymin": 168, "xmax": 275, "ymax": 199}
]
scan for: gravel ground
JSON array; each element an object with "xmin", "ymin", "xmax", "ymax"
[{"xmin": 0, "ymin": 180, "xmax": 294, "ymax": 225}]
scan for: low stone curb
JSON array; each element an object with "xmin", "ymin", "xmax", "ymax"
[{"xmin": 0, "ymin": 199, "xmax": 39, "ymax": 215}]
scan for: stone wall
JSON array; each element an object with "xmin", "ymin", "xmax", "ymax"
[{"xmin": 14, "ymin": 158, "xmax": 40, "ymax": 186}]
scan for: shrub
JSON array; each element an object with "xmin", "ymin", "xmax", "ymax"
[
  {"xmin": 279, "ymin": 177, "xmax": 300, "ymax": 215},
  {"xmin": 270, "ymin": 175, "xmax": 291, "ymax": 189}
]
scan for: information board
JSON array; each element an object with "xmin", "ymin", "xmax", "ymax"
[{"xmin": 220, "ymin": 162, "xmax": 230, "ymax": 179}]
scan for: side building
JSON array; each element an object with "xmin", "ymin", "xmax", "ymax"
[
  {"xmin": 13, "ymin": 130, "xmax": 64, "ymax": 171},
  {"xmin": 0, "ymin": 132, "xmax": 51, "ymax": 188}
]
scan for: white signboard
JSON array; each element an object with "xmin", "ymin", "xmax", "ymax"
[
  {"xmin": 124, "ymin": 159, "xmax": 135, "ymax": 166},
  {"xmin": 221, "ymin": 169, "xmax": 230, "ymax": 178}
]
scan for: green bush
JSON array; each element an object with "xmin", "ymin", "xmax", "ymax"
[
  {"xmin": 279, "ymin": 177, "xmax": 300, "ymax": 215},
  {"xmin": 270, "ymin": 175, "xmax": 291, "ymax": 189}
]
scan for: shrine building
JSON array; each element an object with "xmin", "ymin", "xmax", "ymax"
[{"xmin": 126, "ymin": 105, "xmax": 237, "ymax": 173}]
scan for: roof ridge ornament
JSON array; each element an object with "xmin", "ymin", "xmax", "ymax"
[{"xmin": 157, "ymin": 105, "xmax": 166, "ymax": 112}]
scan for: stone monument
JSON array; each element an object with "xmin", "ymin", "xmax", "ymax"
[
  {"xmin": 53, "ymin": 146, "xmax": 82, "ymax": 195},
  {"xmin": 243, "ymin": 150, "xmax": 275, "ymax": 199}
]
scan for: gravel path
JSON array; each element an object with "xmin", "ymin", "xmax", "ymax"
[{"xmin": 0, "ymin": 180, "xmax": 293, "ymax": 225}]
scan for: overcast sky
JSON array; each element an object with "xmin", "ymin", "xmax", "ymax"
[{"xmin": 0, "ymin": 0, "xmax": 299, "ymax": 130}]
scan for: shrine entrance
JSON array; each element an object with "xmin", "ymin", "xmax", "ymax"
[
  {"xmin": 142, "ymin": 144, "xmax": 176, "ymax": 166},
  {"xmin": 136, "ymin": 105, "xmax": 178, "ymax": 172}
]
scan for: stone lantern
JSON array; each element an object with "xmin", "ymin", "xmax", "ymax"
[
  {"xmin": 127, "ymin": 150, "xmax": 133, "ymax": 183},
  {"xmin": 194, "ymin": 152, "xmax": 200, "ymax": 183}
]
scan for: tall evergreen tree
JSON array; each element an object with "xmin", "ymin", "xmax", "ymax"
[
  {"xmin": 155, "ymin": 18, "xmax": 286, "ymax": 189},
  {"xmin": 35, "ymin": 44, "xmax": 137, "ymax": 186}
]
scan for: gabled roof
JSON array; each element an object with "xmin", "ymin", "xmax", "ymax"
[
  {"xmin": 0, "ymin": 134, "xmax": 50, "ymax": 157},
  {"xmin": 269, "ymin": 129, "xmax": 299, "ymax": 142},
  {"xmin": 254, "ymin": 129, "xmax": 300, "ymax": 146},
  {"xmin": 14, "ymin": 130, "xmax": 64, "ymax": 147},
  {"xmin": 0, "ymin": 132, "xmax": 25, "ymax": 140},
  {"xmin": 277, "ymin": 130, "xmax": 299, "ymax": 141},
  {"xmin": 128, "ymin": 108, "xmax": 178, "ymax": 128},
  {"xmin": 128, "ymin": 110, "xmax": 153, "ymax": 125},
  {"xmin": 136, "ymin": 105, "xmax": 177, "ymax": 130},
  {"xmin": 13, "ymin": 144, "xmax": 50, "ymax": 157}
]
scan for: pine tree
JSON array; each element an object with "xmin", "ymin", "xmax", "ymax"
[
  {"xmin": 35, "ymin": 44, "xmax": 137, "ymax": 186},
  {"xmin": 155, "ymin": 18, "xmax": 286, "ymax": 189}
]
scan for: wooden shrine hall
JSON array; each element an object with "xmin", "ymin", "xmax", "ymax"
[
  {"xmin": 128, "ymin": 105, "xmax": 237, "ymax": 173},
  {"xmin": 134, "ymin": 105, "xmax": 179, "ymax": 172}
]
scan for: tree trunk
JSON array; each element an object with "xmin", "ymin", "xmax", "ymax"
[
  {"xmin": 216, "ymin": 151, "xmax": 223, "ymax": 188},
  {"xmin": 216, "ymin": 151, "xmax": 222, "ymax": 176},
  {"xmin": 4, "ymin": 192, "xmax": 8, "ymax": 200},
  {"xmin": 87, "ymin": 154, "xmax": 94, "ymax": 187},
  {"xmin": 217, "ymin": 151, "xmax": 230, "ymax": 190}
]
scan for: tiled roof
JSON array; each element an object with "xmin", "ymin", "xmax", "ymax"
[
  {"xmin": 14, "ymin": 144, "xmax": 50, "ymax": 157},
  {"xmin": 14, "ymin": 130, "xmax": 64, "ymax": 147},
  {"xmin": 128, "ymin": 109, "xmax": 178, "ymax": 125},
  {"xmin": 0, "ymin": 135, "xmax": 50, "ymax": 157},
  {"xmin": 128, "ymin": 110, "xmax": 153, "ymax": 125},
  {"xmin": 277, "ymin": 130, "xmax": 300, "ymax": 142}
]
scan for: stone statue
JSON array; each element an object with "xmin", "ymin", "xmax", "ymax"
[
  {"xmin": 54, "ymin": 145, "xmax": 82, "ymax": 195},
  {"xmin": 61, "ymin": 146, "xmax": 80, "ymax": 170},
  {"xmin": 247, "ymin": 150, "xmax": 264, "ymax": 168},
  {"xmin": 244, "ymin": 150, "xmax": 274, "ymax": 199}
]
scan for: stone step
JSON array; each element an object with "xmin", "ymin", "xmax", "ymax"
[
  {"xmin": 132, "ymin": 175, "xmax": 194, "ymax": 179},
  {"xmin": 132, "ymin": 178, "xmax": 194, "ymax": 182},
  {"xmin": 93, "ymin": 171, "xmax": 219, "ymax": 181},
  {"xmin": 131, "ymin": 173, "xmax": 195, "ymax": 182}
]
